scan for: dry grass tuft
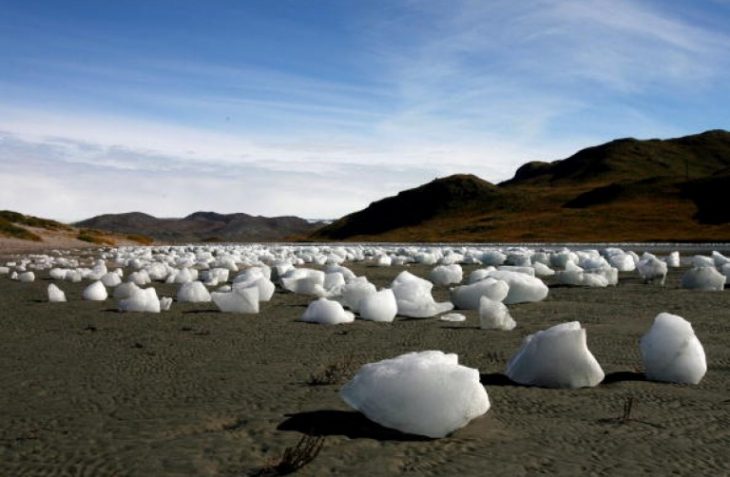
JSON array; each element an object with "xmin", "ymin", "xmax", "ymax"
[
  {"xmin": 307, "ymin": 354, "xmax": 358, "ymax": 385},
  {"xmin": 253, "ymin": 435, "xmax": 325, "ymax": 476}
]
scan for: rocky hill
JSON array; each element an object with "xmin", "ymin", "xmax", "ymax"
[
  {"xmin": 312, "ymin": 130, "xmax": 730, "ymax": 242},
  {"xmin": 75, "ymin": 211, "xmax": 319, "ymax": 243}
]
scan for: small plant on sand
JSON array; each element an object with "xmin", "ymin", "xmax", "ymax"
[
  {"xmin": 307, "ymin": 354, "xmax": 357, "ymax": 385},
  {"xmin": 253, "ymin": 435, "xmax": 325, "ymax": 476},
  {"xmin": 599, "ymin": 396, "xmax": 663, "ymax": 428}
]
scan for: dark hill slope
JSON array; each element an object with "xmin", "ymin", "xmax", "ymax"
[
  {"xmin": 504, "ymin": 130, "xmax": 730, "ymax": 186},
  {"xmin": 314, "ymin": 174, "xmax": 512, "ymax": 240},
  {"xmin": 76, "ymin": 211, "xmax": 317, "ymax": 243},
  {"xmin": 313, "ymin": 130, "xmax": 730, "ymax": 242}
]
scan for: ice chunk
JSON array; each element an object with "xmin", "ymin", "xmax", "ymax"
[
  {"xmin": 358, "ymin": 289, "xmax": 398, "ymax": 322},
  {"xmin": 486, "ymin": 270, "xmax": 548, "ymax": 304},
  {"xmin": 479, "ymin": 296, "xmax": 515, "ymax": 330},
  {"xmin": 82, "ymin": 281, "xmax": 108, "ymax": 301},
  {"xmin": 692, "ymin": 255, "xmax": 715, "ymax": 268},
  {"xmin": 300, "ymin": 297, "xmax": 354, "ymax": 325},
  {"xmin": 212, "ymin": 286, "xmax": 259, "ymax": 313},
  {"xmin": 637, "ymin": 255, "xmax": 667, "ymax": 285},
  {"xmin": 681, "ymin": 267, "xmax": 726, "ymax": 291},
  {"xmin": 429, "ymin": 264, "xmax": 463, "ymax": 286},
  {"xmin": 159, "ymin": 296, "xmax": 173, "ymax": 311},
  {"xmin": 339, "ymin": 278, "xmax": 377, "ymax": 312},
  {"xmin": 440, "ymin": 313, "xmax": 466, "ymax": 322},
  {"xmin": 640, "ymin": 313, "xmax": 706, "ymax": 384},
  {"xmin": 114, "ymin": 282, "xmax": 141, "ymax": 300},
  {"xmin": 450, "ymin": 278, "xmax": 509, "ymax": 310},
  {"xmin": 47, "ymin": 283, "xmax": 66, "ymax": 303},
  {"xmin": 340, "ymin": 351, "xmax": 490, "ymax": 438},
  {"xmin": 391, "ymin": 271, "xmax": 454, "ymax": 318},
  {"xmin": 532, "ymin": 262, "xmax": 555, "ymax": 278},
  {"xmin": 100, "ymin": 272, "xmax": 122, "ymax": 287},
  {"xmin": 119, "ymin": 287, "xmax": 161, "ymax": 313},
  {"xmin": 505, "ymin": 322, "xmax": 604, "ymax": 388},
  {"xmin": 18, "ymin": 271, "xmax": 35, "ymax": 283},
  {"xmin": 177, "ymin": 281, "xmax": 212, "ymax": 303},
  {"xmin": 666, "ymin": 251, "xmax": 680, "ymax": 268}
]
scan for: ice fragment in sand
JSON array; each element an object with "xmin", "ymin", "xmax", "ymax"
[
  {"xmin": 47, "ymin": 283, "xmax": 66, "ymax": 303},
  {"xmin": 479, "ymin": 296, "xmax": 515, "ymax": 330},
  {"xmin": 19, "ymin": 271, "xmax": 35, "ymax": 283},
  {"xmin": 83, "ymin": 281, "xmax": 108, "ymax": 301},
  {"xmin": 429, "ymin": 264, "xmax": 463, "ymax": 286},
  {"xmin": 640, "ymin": 313, "xmax": 706, "ymax": 384},
  {"xmin": 506, "ymin": 322, "xmax": 604, "ymax": 388},
  {"xmin": 681, "ymin": 267, "xmax": 726, "ymax": 291},
  {"xmin": 100, "ymin": 272, "xmax": 122, "ymax": 287},
  {"xmin": 212, "ymin": 286, "xmax": 259, "ymax": 313},
  {"xmin": 119, "ymin": 287, "xmax": 161, "ymax": 313},
  {"xmin": 177, "ymin": 281, "xmax": 212, "ymax": 303},
  {"xmin": 159, "ymin": 297, "xmax": 173, "ymax": 311},
  {"xmin": 486, "ymin": 270, "xmax": 548, "ymax": 304},
  {"xmin": 637, "ymin": 255, "xmax": 668, "ymax": 285},
  {"xmin": 450, "ymin": 278, "xmax": 509, "ymax": 310},
  {"xmin": 339, "ymin": 278, "xmax": 377, "ymax": 312},
  {"xmin": 340, "ymin": 351, "xmax": 490, "ymax": 438},
  {"xmin": 358, "ymin": 289, "xmax": 397, "ymax": 322},
  {"xmin": 666, "ymin": 251, "xmax": 680, "ymax": 268},
  {"xmin": 300, "ymin": 297, "xmax": 355, "ymax": 325},
  {"xmin": 390, "ymin": 271, "xmax": 453, "ymax": 318},
  {"xmin": 440, "ymin": 313, "xmax": 466, "ymax": 322}
]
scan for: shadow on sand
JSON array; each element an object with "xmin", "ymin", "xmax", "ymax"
[
  {"xmin": 278, "ymin": 410, "xmax": 432, "ymax": 441},
  {"xmin": 601, "ymin": 371, "xmax": 647, "ymax": 384}
]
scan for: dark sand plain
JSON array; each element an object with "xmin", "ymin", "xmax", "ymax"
[{"xmin": 1, "ymin": 255, "xmax": 730, "ymax": 476}]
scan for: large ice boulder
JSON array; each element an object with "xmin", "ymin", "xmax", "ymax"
[
  {"xmin": 450, "ymin": 278, "xmax": 509, "ymax": 310},
  {"xmin": 666, "ymin": 251, "xmax": 680, "ymax": 268},
  {"xmin": 114, "ymin": 282, "xmax": 141, "ymax": 300},
  {"xmin": 211, "ymin": 286, "xmax": 259, "ymax": 313},
  {"xmin": 177, "ymin": 281, "xmax": 212, "ymax": 303},
  {"xmin": 339, "ymin": 278, "xmax": 377, "ymax": 312},
  {"xmin": 479, "ymin": 296, "xmax": 516, "ymax": 330},
  {"xmin": 18, "ymin": 271, "xmax": 35, "ymax": 283},
  {"xmin": 301, "ymin": 297, "xmax": 355, "ymax": 325},
  {"xmin": 429, "ymin": 264, "xmax": 463, "ymax": 286},
  {"xmin": 358, "ymin": 289, "xmax": 398, "ymax": 322},
  {"xmin": 119, "ymin": 287, "xmax": 161, "ymax": 313},
  {"xmin": 232, "ymin": 272, "xmax": 275, "ymax": 302},
  {"xmin": 681, "ymin": 267, "xmax": 726, "ymax": 291},
  {"xmin": 486, "ymin": 270, "xmax": 548, "ymax": 304},
  {"xmin": 391, "ymin": 271, "xmax": 453, "ymax": 318},
  {"xmin": 100, "ymin": 272, "xmax": 122, "ymax": 288},
  {"xmin": 640, "ymin": 313, "xmax": 706, "ymax": 384},
  {"xmin": 281, "ymin": 268, "xmax": 326, "ymax": 296},
  {"xmin": 637, "ymin": 255, "xmax": 668, "ymax": 285},
  {"xmin": 340, "ymin": 351, "xmax": 490, "ymax": 438},
  {"xmin": 47, "ymin": 283, "xmax": 67, "ymax": 303},
  {"xmin": 82, "ymin": 281, "xmax": 108, "ymax": 301},
  {"xmin": 505, "ymin": 322, "xmax": 604, "ymax": 388}
]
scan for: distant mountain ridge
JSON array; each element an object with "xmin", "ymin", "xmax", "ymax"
[
  {"xmin": 75, "ymin": 211, "xmax": 319, "ymax": 243},
  {"xmin": 313, "ymin": 130, "xmax": 730, "ymax": 242}
]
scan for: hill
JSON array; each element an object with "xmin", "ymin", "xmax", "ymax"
[
  {"xmin": 0, "ymin": 210, "xmax": 151, "ymax": 255},
  {"xmin": 75, "ymin": 211, "xmax": 319, "ymax": 243},
  {"xmin": 312, "ymin": 130, "xmax": 730, "ymax": 242}
]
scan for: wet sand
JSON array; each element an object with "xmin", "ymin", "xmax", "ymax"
[{"xmin": 1, "ymin": 261, "xmax": 729, "ymax": 476}]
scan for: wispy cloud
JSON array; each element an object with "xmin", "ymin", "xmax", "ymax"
[{"xmin": 0, "ymin": 1, "xmax": 728, "ymax": 221}]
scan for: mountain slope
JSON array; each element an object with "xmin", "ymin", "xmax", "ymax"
[
  {"xmin": 312, "ymin": 130, "xmax": 730, "ymax": 242},
  {"xmin": 76, "ymin": 211, "xmax": 318, "ymax": 243}
]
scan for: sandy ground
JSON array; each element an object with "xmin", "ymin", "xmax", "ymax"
[
  {"xmin": 1, "ymin": 259, "xmax": 729, "ymax": 476},
  {"xmin": 0, "ymin": 228, "xmax": 140, "ymax": 255}
]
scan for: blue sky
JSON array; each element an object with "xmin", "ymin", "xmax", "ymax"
[{"xmin": 1, "ymin": 0, "xmax": 729, "ymax": 221}]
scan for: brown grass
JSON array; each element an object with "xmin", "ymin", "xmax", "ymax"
[
  {"xmin": 253, "ymin": 435, "xmax": 325, "ymax": 476},
  {"xmin": 77, "ymin": 229, "xmax": 116, "ymax": 246},
  {"xmin": 0, "ymin": 219, "xmax": 42, "ymax": 241}
]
